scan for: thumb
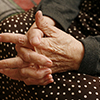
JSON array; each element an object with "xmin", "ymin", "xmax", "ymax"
[{"xmin": 35, "ymin": 11, "xmax": 57, "ymax": 37}]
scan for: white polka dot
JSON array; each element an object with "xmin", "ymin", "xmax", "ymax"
[
  {"xmin": 84, "ymin": 85, "xmax": 87, "ymax": 88},
  {"xmin": 72, "ymin": 76, "xmax": 75, "ymax": 79},
  {"xmin": 84, "ymin": 95, "xmax": 87, "ymax": 98},
  {"xmin": 95, "ymin": 92, "xmax": 99, "ymax": 95},
  {"xmin": 50, "ymin": 92, "xmax": 53, "ymax": 95},
  {"xmin": 63, "ymin": 92, "xmax": 66, "ymax": 95},
  {"xmin": 63, "ymin": 84, "xmax": 66, "ymax": 87},
  {"xmin": 78, "ymin": 85, "xmax": 81, "ymax": 88},
  {"xmin": 15, "ymin": 20, "xmax": 18, "ymax": 23},
  {"xmin": 89, "ymin": 91, "xmax": 92, "ymax": 95},
  {"xmin": 20, "ymin": 22, "xmax": 23, "ymax": 25},
  {"xmin": 57, "ymin": 86, "xmax": 60, "ymax": 89},
  {"xmin": 45, "ymin": 95, "xmax": 48, "ymax": 97},
  {"xmin": 42, "ymin": 91, "xmax": 45, "ymax": 93},
  {"xmin": 8, "ymin": 24, "xmax": 11, "ymax": 27},
  {"xmin": 88, "ymin": 82, "xmax": 92, "ymax": 84},
  {"xmin": 94, "ymin": 86, "xmax": 97, "ymax": 89},
  {"xmin": 57, "ymin": 92, "xmax": 60, "ymax": 95},
  {"xmin": 68, "ymin": 88, "xmax": 71, "ymax": 91},
  {"xmin": 71, "ymin": 85, "xmax": 75, "ymax": 88},
  {"xmin": 78, "ymin": 90, "xmax": 82, "ymax": 94},
  {"xmin": 83, "ymin": 78, "xmax": 86, "ymax": 80},
  {"xmin": 49, "ymin": 86, "xmax": 52, "ymax": 89},
  {"xmin": 71, "ymin": 92, "xmax": 75, "ymax": 95},
  {"xmin": 68, "ymin": 72, "xmax": 71, "ymax": 75},
  {"xmin": 11, "ymin": 19, "xmax": 14, "ymax": 21},
  {"xmin": 57, "ymin": 78, "xmax": 60, "ymax": 81}
]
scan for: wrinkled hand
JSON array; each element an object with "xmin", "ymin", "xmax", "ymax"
[
  {"xmin": 0, "ymin": 11, "xmax": 84, "ymax": 85},
  {"xmin": 0, "ymin": 12, "xmax": 56, "ymax": 85},
  {"xmin": 0, "ymin": 66, "xmax": 53, "ymax": 85},
  {"xmin": 0, "ymin": 33, "xmax": 54, "ymax": 85},
  {"xmin": 26, "ymin": 11, "xmax": 85, "ymax": 73}
]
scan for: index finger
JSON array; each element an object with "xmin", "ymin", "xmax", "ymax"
[
  {"xmin": 0, "ymin": 33, "xmax": 32, "ymax": 48},
  {"xmin": 0, "ymin": 56, "xmax": 31, "ymax": 69}
]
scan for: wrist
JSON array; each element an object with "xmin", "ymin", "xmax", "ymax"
[{"xmin": 75, "ymin": 41, "xmax": 85, "ymax": 70}]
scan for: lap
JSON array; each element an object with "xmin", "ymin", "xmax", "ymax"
[{"xmin": 0, "ymin": 7, "xmax": 100, "ymax": 100}]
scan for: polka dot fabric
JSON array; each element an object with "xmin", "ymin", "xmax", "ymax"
[
  {"xmin": 0, "ymin": 0, "xmax": 100, "ymax": 100},
  {"xmin": 67, "ymin": 0, "xmax": 100, "ymax": 40}
]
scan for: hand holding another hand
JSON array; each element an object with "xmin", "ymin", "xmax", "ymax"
[
  {"xmin": 0, "ymin": 11, "xmax": 84, "ymax": 85},
  {"xmin": 0, "ymin": 11, "xmax": 55, "ymax": 85},
  {"xmin": 27, "ymin": 11, "xmax": 84, "ymax": 73}
]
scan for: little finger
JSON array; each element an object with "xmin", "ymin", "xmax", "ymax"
[
  {"xmin": 24, "ymin": 74, "xmax": 54, "ymax": 85},
  {"xmin": 20, "ymin": 67, "xmax": 52, "ymax": 79}
]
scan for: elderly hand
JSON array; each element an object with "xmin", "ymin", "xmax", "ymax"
[
  {"xmin": 0, "ymin": 32, "xmax": 54, "ymax": 85},
  {"xmin": 0, "ymin": 33, "xmax": 54, "ymax": 85},
  {"xmin": 0, "ymin": 11, "xmax": 84, "ymax": 85},
  {"xmin": 26, "ymin": 11, "xmax": 85, "ymax": 73},
  {"xmin": 0, "ymin": 12, "xmax": 56, "ymax": 85}
]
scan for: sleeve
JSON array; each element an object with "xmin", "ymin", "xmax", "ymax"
[
  {"xmin": 36, "ymin": 0, "xmax": 82, "ymax": 31},
  {"xmin": 78, "ymin": 36, "xmax": 100, "ymax": 76}
]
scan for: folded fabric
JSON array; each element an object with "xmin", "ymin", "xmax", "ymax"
[{"xmin": 0, "ymin": 0, "xmax": 41, "ymax": 21}]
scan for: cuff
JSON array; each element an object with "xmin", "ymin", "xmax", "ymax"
[{"xmin": 78, "ymin": 36, "xmax": 99, "ymax": 75}]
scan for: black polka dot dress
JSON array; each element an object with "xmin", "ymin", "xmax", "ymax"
[{"xmin": 0, "ymin": 0, "xmax": 100, "ymax": 100}]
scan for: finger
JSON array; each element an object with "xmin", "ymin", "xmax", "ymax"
[
  {"xmin": 27, "ymin": 28, "xmax": 43, "ymax": 46},
  {"xmin": 0, "ymin": 68, "xmax": 54, "ymax": 85},
  {"xmin": 24, "ymin": 74, "xmax": 54, "ymax": 85},
  {"xmin": 35, "ymin": 11, "xmax": 59, "ymax": 37},
  {"xmin": 0, "ymin": 56, "xmax": 31, "ymax": 69},
  {"xmin": 16, "ymin": 46, "xmax": 52, "ymax": 67},
  {"xmin": 0, "ymin": 33, "xmax": 32, "ymax": 48},
  {"xmin": 20, "ymin": 67, "xmax": 52, "ymax": 79},
  {"xmin": 0, "ymin": 68, "xmax": 25, "ymax": 81},
  {"xmin": 0, "ymin": 68, "xmax": 53, "ymax": 85},
  {"xmin": 40, "ymin": 74, "xmax": 54, "ymax": 85}
]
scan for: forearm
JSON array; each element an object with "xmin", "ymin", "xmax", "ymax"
[
  {"xmin": 79, "ymin": 36, "xmax": 100, "ymax": 75},
  {"xmin": 37, "ymin": 0, "xmax": 82, "ymax": 31}
]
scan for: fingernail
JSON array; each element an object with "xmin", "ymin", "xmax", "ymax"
[
  {"xmin": 45, "ymin": 61, "xmax": 52, "ymax": 67},
  {"xmin": 30, "ymin": 37, "xmax": 40, "ymax": 45},
  {"xmin": 48, "ymin": 79, "xmax": 54, "ymax": 84},
  {"xmin": 45, "ymin": 69, "xmax": 52, "ymax": 75},
  {"xmin": 48, "ymin": 74, "xmax": 53, "ymax": 79},
  {"xmin": 50, "ymin": 79, "xmax": 54, "ymax": 83},
  {"xmin": 38, "ymin": 11, "xmax": 43, "ymax": 20}
]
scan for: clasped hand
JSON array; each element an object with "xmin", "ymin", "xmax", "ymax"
[{"xmin": 0, "ymin": 11, "xmax": 84, "ymax": 85}]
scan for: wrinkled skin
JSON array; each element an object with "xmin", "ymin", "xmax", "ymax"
[
  {"xmin": 0, "ymin": 11, "xmax": 84, "ymax": 85},
  {"xmin": 28, "ymin": 11, "xmax": 84, "ymax": 73},
  {"xmin": 0, "ymin": 12, "xmax": 55, "ymax": 85}
]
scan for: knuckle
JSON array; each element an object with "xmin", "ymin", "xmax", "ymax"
[
  {"xmin": 35, "ymin": 71, "xmax": 43, "ymax": 79},
  {"xmin": 3, "ymin": 60, "xmax": 8, "ymax": 67},
  {"xmin": 28, "ymin": 28, "xmax": 43, "ymax": 38},
  {"xmin": 31, "ymin": 29, "xmax": 37, "ymax": 33},
  {"xmin": 22, "ymin": 52, "xmax": 29, "ymax": 62},
  {"xmin": 28, "ymin": 28, "xmax": 36, "ymax": 36},
  {"xmin": 17, "ymin": 36, "xmax": 26, "ymax": 45},
  {"xmin": 20, "ymin": 69, "xmax": 26, "ymax": 77},
  {"xmin": 16, "ymin": 58, "xmax": 24, "ymax": 67},
  {"xmin": 43, "ymin": 22, "xmax": 48, "ymax": 28}
]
